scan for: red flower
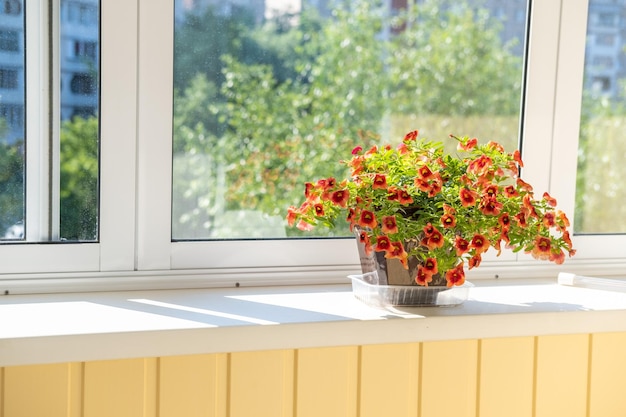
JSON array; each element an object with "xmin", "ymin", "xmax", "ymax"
[
  {"xmin": 404, "ymin": 130, "xmax": 419, "ymax": 141},
  {"xmin": 531, "ymin": 236, "xmax": 552, "ymax": 260},
  {"xmin": 286, "ymin": 206, "xmax": 298, "ymax": 227},
  {"xmin": 441, "ymin": 213, "xmax": 456, "ymax": 228},
  {"xmin": 359, "ymin": 231, "xmax": 372, "ymax": 255},
  {"xmin": 513, "ymin": 149, "xmax": 524, "ymax": 167},
  {"xmin": 415, "ymin": 266, "xmax": 433, "ymax": 286},
  {"xmin": 423, "ymin": 223, "xmax": 436, "ymax": 236},
  {"xmin": 418, "ymin": 165, "xmax": 433, "ymax": 179},
  {"xmin": 455, "ymin": 236, "xmax": 470, "ymax": 255},
  {"xmin": 457, "ymin": 137, "xmax": 478, "ymax": 151},
  {"xmin": 498, "ymin": 213, "xmax": 511, "ymax": 230},
  {"xmin": 468, "ymin": 254, "xmax": 482, "ymax": 269},
  {"xmin": 314, "ymin": 203, "xmax": 324, "ymax": 216},
  {"xmin": 516, "ymin": 178, "xmax": 533, "ymax": 192},
  {"xmin": 503, "ymin": 185, "xmax": 518, "ymax": 198},
  {"xmin": 471, "ymin": 234, "xmax": 490, "ymax": 254},
  {"xmin": 423, "ymin": 258, "xmax": 438, "ymax": 275},
  {"xmin": 543, "ymin": 192, "xmax": 557, "ymax": 207},
  {"xmin": 375, "ymin": 235, "xmax": 392, "ymax": 252},
  {"xmin": 381, "ymin": 215, "xmax": 399, "ymax": 234},
  {"xmin": 459, "ymin": 188, "xmax": 478, "ymax": 207},
  {"xmin": 398, "ymin": 189, "xmax": 414, "ymax": 205},
  {"xmin": 542, "ymin": 211, "xmax": 556, "ymax": 228},
  {"xmin": 515, "ymin": 212, "xmax": 527, "ymax": 227},
  {"xmin": 331, "ymin": 189, "xmax": 349, "ymax": 208},
  {"xmin": 426, "ymin": 229, "xmax": 445, "ymax": 249},
  {"xmin": 445, "ymin": 264, "xmax": 466, "ymax": 287},
  {"xmin": 386, "ymin": 241, "xmax": 408, "ymax": 268},
  {"xmin": 351, "ymin": 146, "xmax": 363, "ymax": 155},
  {"xmin": 480, "ymin": 198, "xmax": 503, "ymax": 216},
  {"xmin": 467, "ymin": 155, "xmax": 492, "ymax": 176},
  {"xmin": 358, "ymin": 210, "xmax": 378, "ymax": 228},
  {"xmin": 372, "ymin": 174, "xmax": 387, "ymax": 190},
  {"xmin": 304, "ymin": 182, "xmax": 315, "ymax": 199}
]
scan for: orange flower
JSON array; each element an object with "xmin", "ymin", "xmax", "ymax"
[
  {"xmin": 531, "ymin": 236, "xmax": 552, "ymax": 260},
  {"xmin": 457, "ymin": 137, "xmax": 478, "ymax": 151},
  {"xmin": 441, "ymin": 213, "xmax": 456, "ymax": 228},
  {"xmin": 358, "ymin": 210, "xmax": 378, "ymax": 228},
  {"xmin": 372, "ymin": 174, "xmax": 387, "ymax": 190},
  {"xmin": 455, "ymin": 236, "xmax": 470, "ymax": 255},
  {"xmin": 415, "ymin": 266, "xmax": 433, "ymax": 286},
  {"xmin": 331, "ymin": 189, "xmax": 349, "ymax": 208},
  {"xmin": 426, "ymin": 229, "xmax": 445, "ymax": 249},
  {"xmin": 404, "ymin": 130, "xmax": 419, "ymax": 141},
  {"xmin": 467, "ymin": 155, "xmax": 492, "ymax": 176},
  {"xmin": 543, "ymin": 192, "xmax": 557, "ymax": 207},
  {"xmin": 459, "ymin": 188, "xmax": 478, "ymax": 207},
  {"xmin": 286, "ymin": 206, "xmax": 298, "ymax": 226},
  {"xmin": 423, "ymin": 257, "xmax": 438, "ymax": 275},
  {"xmin": 359, "ymin": 231, "xmax": 372, "ymax": 255},
  {"xmin": 480, "ymin": 198, "xmax": 503, "ymax": 216},
  {"xmin": 418, "ymin": 165, "xmax": 433, "ymax": 179},
  {"xmin": 381, "ymin": 215, "xmax": 399, "ymax": 234},
  {"xmin": 516, "ymin": 178, "xmax": 533, "ymax": 192},
  {"xmin": 314, "ymin": 203, "xmax": 324, "ymax": 216},
  {"xmin": 445, "ymin": 264, "xmax": 466, "ymax": 287},
  {"xmin": 513, "ymin": 149, "xmax": 524, "ymax": 167},
  {"xmin": 542, "ymin": 211, "xmax": 556, "ymax": 228},
  {"xmin": 498, "ymin": 213, "xmax": 511, "ymax": 230},
  {"xmin": 468, "ymin": 254, "xmax": 482, "ymax": 269},
  {"xmin": 398, "ymin": 189, "xmax": 414, "ymax": 205},
  {"xmin": 423, "ymin": 223, "xmax": 436, "ymax": 236},
  {"xmin": 375, "ymin": 235, "xmax": 392, "ymax": 252},
  {"xmin": 386, "ymin": 241, "xmax": 408, "ymax": 268},
  {"xmin": 471, "ymin": 234, "xmax": 490, "ymax": 254},
  {"xmin": 503, "ymin": 185, "xmax": 519, "ymax": 198}
]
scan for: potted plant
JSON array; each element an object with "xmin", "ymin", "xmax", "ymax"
[{"xmin": 286, "ymin": 130, "xmax": 575, "ymax": 295}]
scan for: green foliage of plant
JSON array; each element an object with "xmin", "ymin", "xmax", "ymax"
[
  {"xmin": 59, "ymin": 116, "xmax": 99, "ymax": 241},
  {"xmin": 0, "ymin": 141, "xmax": 24, "ymax": 237}
]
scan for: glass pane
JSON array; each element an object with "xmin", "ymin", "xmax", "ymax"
[
  {"xmin": 0, "ymin": 2, "xmax": 25, "ymax": 240},
  {"xmin": 172, "ymin": 0, "xmax": 527, "ymax": 240},
  {"xmin": 59, "ymin": 0, "xmax": 100, "ymax": 241},
  {"xmin": 577, "ymin": 0, "xmax": 626, "ymax": 234}
]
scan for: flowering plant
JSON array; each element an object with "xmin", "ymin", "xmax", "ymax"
[{"xmin": 287, "ymin": 130, "xmax": 575, "ymax": 287}]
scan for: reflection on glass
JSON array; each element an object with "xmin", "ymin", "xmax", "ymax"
[
  {"xmin": 59, "ymin": 0, "xmax": 100, "ymax": 241},
  {"xmin": 577, "ymin": 0, "xmax": 626, "ymax": 234},
  {"xmin": 0, "ymin": 2, "xmax": 25, "ymax": 240},
  {"xmin": 172, "ymin": 0, "xmax": 527, "ymax": 240}
]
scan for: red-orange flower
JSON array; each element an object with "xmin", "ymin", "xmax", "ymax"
[
  {"xmin": 415, "ymin": 266, "xmax": 433, "ymax": 286},
  {"xmin": 358, "ymin": 210, "xmax": 378, "ymax": 228},
  {"xmin": 418, "ymin": 165, "xmax": 433, "ymax": 179},
  {"xmin": 404, "ymin": 130, "xmax": 419, "ymax": 141},
  {"xmin": 386, "ymin": 241, "xmax": 408, "ymax": 268},
  {"xmin": 398, "ymin": 189, "xmax": 414, "ymax": 205},
  {"xmin": 314, "ymin": 203, "xmax": 324, "ymax": 216},
  {"xmin": 531, "ymin": 236, "xmax": 552, "ymax": 260},
  {"xmin": 423, "ymin": 223, "xmax": 436, "ymax": 236},
  {"xmin": 516, "ymin": 178, "xmax": 533, "ymax": 192},
  {"xmin": 467, "ymin": 155, "xmax": 492, "ymax": 176},
  {"xmin": 372, "ymin": 174, "xmax": 387, "ymax": 190},
  {"xmin": 426, "ymin": 229, "xmax": 445, "ymax": 249},
  {"xmin": 457, "ymin": 137, "xmax": 478, "ymax": 151},
  {"xmin": 459, "ymin": 188, "xmax": 478, "ymax": 207},
  {"xmin": 468, "ymin": 254, "xmax": 482, "ymax": 269},
  {"xmin": 542, "ymin": 211, "xmax": 556, "ymax": 228},
  {"xmin": 513, "ymin": 149, "xmax": 524, "ymax": 167},
  {"xmin": 331, "ymin": 189, "xmax": 349, "ymax": 208},
  {"xmin": 543, "ymin": 192, "xmax": 557, "ymax": 207},
  {"xmin": 359, "ymin": 231, "xmax": 372, "ymax": 255},
  {"xmin": 503, "ymin": 185, "xmax": 519, "ymax": 198},
  {"xmin": 498, "ymin": 213, "xmax": 511, "ymax": 230},
  {"xmin": 480, "ymin": 198, "xmax": 503, "ymax": 216},
  {"xmin": 471, "ymin": 234, "xmax": 490, "ymax": 254},
  {"xmin": 381, "ymin": 215, "xmax": 399, "ymax": 234},
  {"xmin": 455, "ymin": 236, "xmax": 470, "ymax": 255},
  {"xmin": 375, "ymin": 235, "xmax": 392, "ymax": 252},
  {"xmin": 423, "ymin": 258, "xmax": 438, "ymax": 275},
  {"xmin": 445, "ymin": 264, "xmax": 466, "ymax": 287},
  {"xmin": 441, "ymin": 213, "xmax": 456, "ymax": 228}
]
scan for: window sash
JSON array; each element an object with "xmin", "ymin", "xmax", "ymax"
[{"xmin": 2, "ymin": 0, "xmax": 625, "ymax": 290}]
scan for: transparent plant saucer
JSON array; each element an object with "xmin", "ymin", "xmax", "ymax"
[{"xmin": 348, "ymin": 272, "xmax": 473, "ymax": 308}]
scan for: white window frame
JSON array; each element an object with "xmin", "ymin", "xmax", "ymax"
[{"xmin": 1, "ymin": 0, "xmax": 625, "ymax": 294}]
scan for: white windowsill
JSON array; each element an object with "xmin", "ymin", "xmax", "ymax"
[{"xmin": 2, "ymin": 277, "xmax": 626, "ymax": 367}]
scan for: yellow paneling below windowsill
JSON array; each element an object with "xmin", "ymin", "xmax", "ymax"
[{"xmin": 2, "ymin": 277, "xmax": 626, "ymax": 366}]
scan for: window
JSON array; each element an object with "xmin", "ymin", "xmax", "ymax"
[
  {"xmin": 0, "ymin": 29, "xmax": 18, "ymax": 51},
  {"xmin": 172, "ymin": 0, "xmax": 527, "ymax": 240},
  {"xmin": 1, "ymin": 0, "xmax": 21, "ymax": 16},
  {"xmin": 0, "ymin": 0, "xmax": 625, "ymax": 292},
  {"xmin": 0, "ymin": 67, "xmax": 17, "ymax": 88}
]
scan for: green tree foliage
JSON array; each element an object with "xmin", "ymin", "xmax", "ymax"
[
  {"xmin": 171, "ymin": 0, "xmax": 522, "ymax": 237},
  {"xmin": 59, "ymin": 116, "xmax": 99, "ymax": 241},
  {"xmin": 0, "ymin": 141, "xmax": 24, "ymax": 238}
]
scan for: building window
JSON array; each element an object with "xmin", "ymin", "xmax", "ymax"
[
  {"xmin": 70, "ymin": 73, "xmax": 97, "ymax": 95},
  {"xmin": 73, "ymin": 40, "xmax": 98, "ymax": 61},
  {"xmin": 0, "ymin": 29, "xmax": 18, "ymax": 51},
  {"xmin": 1, "ymin": 0, "xmax": 21, "ymax": 16},
  {"xmin": 0, "ymin": 67, "xmax": 18, "ymax": 89}
]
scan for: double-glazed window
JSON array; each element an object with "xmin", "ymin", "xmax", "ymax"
[{"xmin": 0, "ymin": 0, "xmax": 624, "ymax": 293}]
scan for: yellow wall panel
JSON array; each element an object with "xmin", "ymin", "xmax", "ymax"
[
  {"xmin": 421, "ymin": 339, "xmax": 478, "ymax": 417},
  {"xmin": 229, "ymin": 349, "xmax": 294, "ymax": 417},
  {"xmin": 3, "ymin": 363, "xmax": 73, "ymax": 417},
  {"xmin": 83, "ymin": 358, "xmax": 154, "ymax": 417},
  {"xmin": 296, "ymin": 346, "xmax": 359, "ymax": 417},
  {"xmin": 359, "ymin": 343, "xmax": 419, "ymax": 417},
  {"xmin": 589, "ymin": 332, "xmax": 626, "ymax": 417},
  {"xmin": 478, "ymin": 337, "xmax": 534, "ymax": 417},
  {"xmin": 535, "ymin": 334, "xmax": 588, "ymax": 417},
  {"xmin": 160, "ymin": 354, "xmax": 227, "ymax": 417}
]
